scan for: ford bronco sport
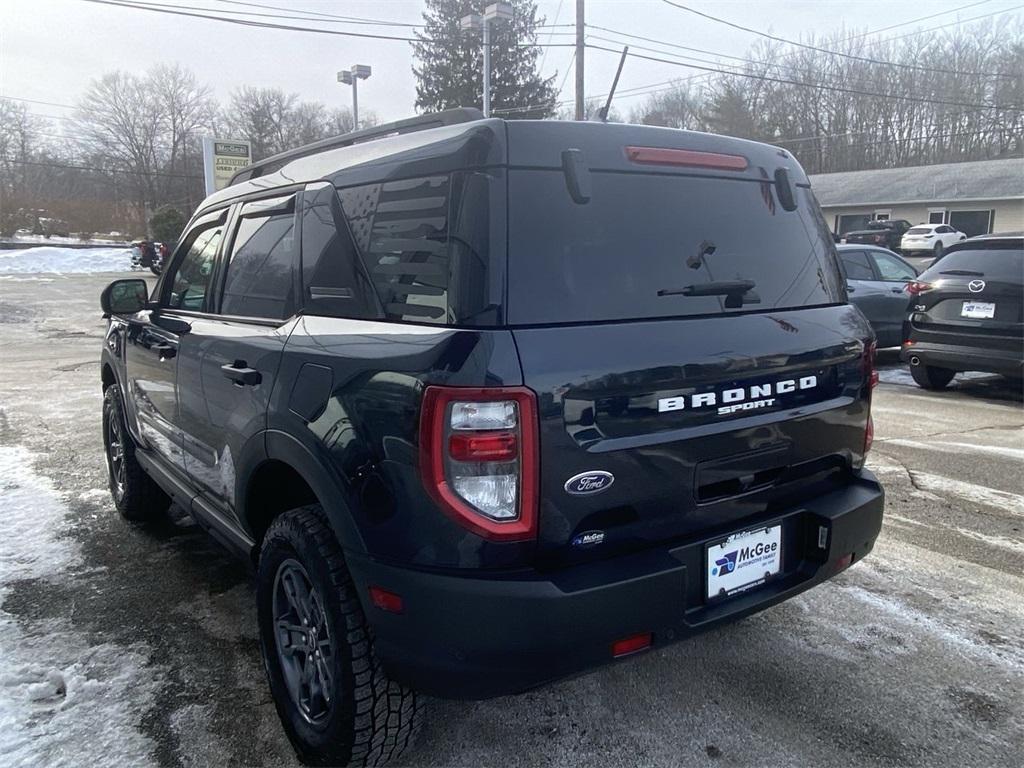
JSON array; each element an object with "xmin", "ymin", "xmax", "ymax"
[{"xmin": 99, "ymin": 108, "xmax": 885, "ymax": 766}]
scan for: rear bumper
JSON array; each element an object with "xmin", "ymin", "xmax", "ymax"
[
  {"xmin": 346, "ymin": 472, "xmax": 885, "ymax": 699},
  {"xmin": 901, "ymin": 341, "xmax": 1023, "ymax": 376}
]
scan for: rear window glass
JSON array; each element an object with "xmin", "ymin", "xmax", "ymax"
[
  {"xmin": 506, "ymin": 171, "xmax": 844, "ymax": 324},
  {"xmin": 906, "ymin": 227, "xmax": 932, "ymax": 235},
  {"xmin": 924, "ymin": 244, "xmax": 1023, "ymax": 279}
]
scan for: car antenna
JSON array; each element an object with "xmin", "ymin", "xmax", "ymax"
[{"xmin": 596, "ymin": 46, "xmax": 629, "ymax": 123}]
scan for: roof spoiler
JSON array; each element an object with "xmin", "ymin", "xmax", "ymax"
[{"xmin": 227, "ymin": 107, "xmax": 485, "ymax": 186}]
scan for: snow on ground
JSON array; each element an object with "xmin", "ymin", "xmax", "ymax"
[
  {"xmin": 0, "ymin": 446, "xmax": 159, "ymax": 768},
  {"xmin": 6, "ymin": 233, "xmax": 127, "ymax": 246},
  {"xmin": 0, "ymin": 247, "xmax": 134, "ymax": 275}
]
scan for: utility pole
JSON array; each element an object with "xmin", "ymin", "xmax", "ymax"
[{"xmin": 575, "ymin": 0, "xmax": 585, "ymax": 120}]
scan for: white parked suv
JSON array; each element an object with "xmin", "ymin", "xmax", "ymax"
[{"xmin": 900, "ymin": 223, "xmax": 967, "ymax": 265}]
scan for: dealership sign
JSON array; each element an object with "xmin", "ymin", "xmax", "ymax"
[{"xmin": 202, "ymin": 138, "xmax": 252, "ymax": 195}]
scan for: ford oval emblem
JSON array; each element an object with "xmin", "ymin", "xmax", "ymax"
[{"xmin": 564, "ymin": 470, "xmax": 615, "ymax": 496}]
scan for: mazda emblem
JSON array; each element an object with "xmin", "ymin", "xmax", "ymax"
[{"xmin": 968, "ymin": 280, "xmax": 986, "ymax": 293}]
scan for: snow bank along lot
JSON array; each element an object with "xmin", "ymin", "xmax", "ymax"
[
  {"xmin": 0, "ymin": 274, "xmax": 1022, "ymax": 768},
  {"xmin": 0, "ymin": 246, "xmax": 133, "ymax": 274}
]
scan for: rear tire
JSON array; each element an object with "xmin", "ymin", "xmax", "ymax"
[
  {"xmin": 103, "ymin": 385, "xmax": 170, "ymax": 521},
  {"xmin": 257, "ymin": 505, "xmax": 422, "ymax": 767},
  {"xmin": 910, "ymin": 364, "xmax": 955, "ymax": 390}
]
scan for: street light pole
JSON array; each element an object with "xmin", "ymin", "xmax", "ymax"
[
  {"xmin": 461, "ymin": 3, "xmax": 513, "ymax": 118},
  {"xmin": 337, "ymin": 64, "xmax": 372, "ymax": 131},
  {"xmin": 482, "ymin": 18, "xmax": 491, "ymax": 118}
]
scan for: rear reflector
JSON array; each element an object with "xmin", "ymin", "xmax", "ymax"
[
  {"xmin": 834, "ymin": 553, "xmax": 854, "ymax": 573},
  {"xmin": 612, "ymin": 632, "xmax": 652, "ymax": 658},
  {"xmin": 449, "ymin": 431, "xmax": 518, "ymax": 462},
  {"xmin": 625, "ymin": 146, "xmax": 748, "ymax": 171},
  {"xmin": 368, "ymin": 586, "xmax": 404, "ymax": 614}
]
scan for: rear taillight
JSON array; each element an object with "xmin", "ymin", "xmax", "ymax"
[
  {"xmin": 863, "ymin": 340, "xmax": 877, "ymax": 456},
  {"xmin": 864, "ymin": 339, "xmax": 879, "ymax": 391},
  {"xmin": 419, "ymin": 386, "xmax": 539, "ymax": 541},
  {"xmin": 905, "ymin": 281, "xmax": 932, "ymax": 296}
]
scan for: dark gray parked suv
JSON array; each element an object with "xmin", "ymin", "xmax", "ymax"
[{"xmin": 99, "ymin": 109, "xmax": 885, "ymax": 766}]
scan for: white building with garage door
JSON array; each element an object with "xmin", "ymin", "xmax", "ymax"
[{"xmin": 810, "ymin": 157, "xmax": 1024, "ymax": 238}]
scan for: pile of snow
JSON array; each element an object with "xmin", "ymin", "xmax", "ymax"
[
  {"xmin": 0, "ymin": 246, "xmax": 134, "ymax": 274},
  {"xmin": 0, "ymin": 446, "xmax": 160, "ymax": 767}
]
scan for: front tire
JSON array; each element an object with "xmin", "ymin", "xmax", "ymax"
[
  {"xmin": 910, "ymin": 364, "xmax": 955, "ymax": 390},
  {"xmin": 257, "ymin": 506, "xmax": 422, "ymax": 767},
  {"xmin": 103, "ymin": 384, "xmax": 170, "ymax": 521}
]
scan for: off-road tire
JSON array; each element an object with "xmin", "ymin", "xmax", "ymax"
[
  {"xmin": 102, "ymin": 384, "xmax": 170, "ymax": 521},
  {"xmin": 257, "ymin": 505, "xmax": 422, "ymax": 767},
  {"xmin": 910, "ymin": 364, "xmax": 955, "ymax": 390}
]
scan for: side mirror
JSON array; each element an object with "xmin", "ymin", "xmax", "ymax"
[{"xmin": 101, "ymin": 279, "xmax": 150, "ymax": 316}]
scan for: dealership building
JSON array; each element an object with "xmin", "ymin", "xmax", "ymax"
[{"xmin": 810, "ymin": 157, "xmax": 1024, "ymax": 237}]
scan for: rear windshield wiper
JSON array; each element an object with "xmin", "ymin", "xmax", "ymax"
[
  {"xmin": 939, "ymin": 269, "xmax": 984, "ymax": 276},
  {"xmin": 658, "ymin": 279, "xmax": 759, "ymax": 308}
]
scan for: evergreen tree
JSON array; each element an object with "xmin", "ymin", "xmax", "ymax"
[{"xmin": 412, "ymin": 0, "xmax": 558, "ymax": 119}]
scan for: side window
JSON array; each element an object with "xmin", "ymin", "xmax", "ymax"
[
  {"xmin": 937, "ymin": 225, "xmax": 952, "ymax": 234},
  {"xmin": 220, "ymin": 198, "xmax": 297, "ymax": 320},
  {"xmin": 871, "ymin": 251, "xmax": 916, "ymax": 281},
  {"xmin": 300, "ymin": 182, "xmax": 382, "ymax": 320},
  {"xmin": 840, "ymin": 250, "xmax": 874, "ymax": 281},
  {"xmin": 338, "ymin": 175, "xmax": 452, "ymax": 324},
  {"xmin": 165, "ymin": 223, "xmax": 223, "ymax": 311}
]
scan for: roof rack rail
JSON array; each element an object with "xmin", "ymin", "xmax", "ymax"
[{"xmin": 227, "ymin": 107, "xmax": 485, "ymax": 186}]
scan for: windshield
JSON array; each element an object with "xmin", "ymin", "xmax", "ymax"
[
  {"xmin": 906, "ymin": 227, "xmax": 932, "ymax": 235},
  {"xmin": 506, "ymin": 170, "xmax": 844, "ymax": 324}
]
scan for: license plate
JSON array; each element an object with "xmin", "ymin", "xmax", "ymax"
[
  {"xmin": 706, "ymin": 525, "xmax": 782, "ymax": 600},
  {"xmin": 961, "ymin": 301, "xmax": 995, "ymax": 319}
]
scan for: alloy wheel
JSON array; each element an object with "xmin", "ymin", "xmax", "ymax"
[{"xmin": 272, "ymin": 559, "xmax": 335, "ymax": 725}]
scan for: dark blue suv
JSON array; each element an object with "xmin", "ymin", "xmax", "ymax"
[{"xmin": 99, "ymin": 109, "xmax": 884, "ymax": 766}]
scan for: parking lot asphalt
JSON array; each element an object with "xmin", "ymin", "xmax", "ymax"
[{"xmin": 1, "ymin": 273, "xmax": 1021, "ymax": 768}]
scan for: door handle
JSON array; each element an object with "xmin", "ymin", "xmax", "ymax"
[
  {"xmin": 221, "ymin": 361, "xmax": 261, "ymax": 386},
  {"xmin": 152, "ymin": 343, "xmax": 176, "ymax": 359},
  {"xmin": 890, "ymin": 287, "xmax": 905, "ymax": 294},
  {"xmin": 846, "ymin": 285, "xmax": 856, "ymax": 292}
]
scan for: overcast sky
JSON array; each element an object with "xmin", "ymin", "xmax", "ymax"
[{"xmin": 4, "ymin": 0, "xmax": 1022, "ymax": 131}]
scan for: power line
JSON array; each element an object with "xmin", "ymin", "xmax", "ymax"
[
  {"xmin": 539, "ymin": 0, "xmax": 566, "ymax": 75},
  {"xmin": 207, "ymin": 0, "xmax": 573, "ymax": 30},
  {"xmin": 586, "ymin": 43, "xmax": 1021, "ymax": 111},
  {"xmin": 871, "ymin": 3, "xmax": 1024, "ymax": 41},
  {"xmin": 660, "ymin": 0, "xmax": 1019, "ymax": 78},
  {"xmin": 209, "ymin": 0, "xmax": 424, "ymax": 27},
  {"xmin": 75, "ymin": 0, "xmax": 578, "ymax": 45},
  {"xmin": 843, "ymin": 0, "xmax": 995, "ymax": 39},
  {"xmin": 6, "ymin": 158, "xmax": 203, "ymax": 180}
]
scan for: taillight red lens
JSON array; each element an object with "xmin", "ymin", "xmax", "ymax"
[
  {"xmin": 624, "ymin": 146, "xmax": 748, "ymax": 170},
  {"xmin": 448, "ymin": 432, "xmax": 518, "ymax": 462},
  {"xmin": 905, "ymin": 281, "xmax": 931, "ymax": 296},
  {"xmin": 864, "ymin": 340, "xmax": 879, "ymax": 390},
  {"xmin": 420, "ymin": 386, "xmax": 539, "ymax": 542}
]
